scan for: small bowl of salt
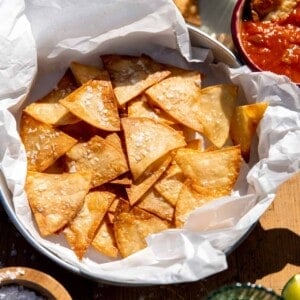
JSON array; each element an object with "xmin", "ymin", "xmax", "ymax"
[{"xmin": 0, "ymin": 267, "xmax": 71, "ymax": 300}]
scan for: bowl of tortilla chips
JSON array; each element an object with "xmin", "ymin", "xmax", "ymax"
[{"xmin": 2, "ymin": 0, "xmax": 295, "ymax": 286}]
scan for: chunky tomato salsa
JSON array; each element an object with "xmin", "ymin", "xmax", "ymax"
[{"xmin": 240, "ymin": 2, "xmax": 300, "ymax": 83}]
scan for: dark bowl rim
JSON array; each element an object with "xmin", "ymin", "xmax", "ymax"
[{"xmin": 230, "ymin": 0, "xmax": 262, "ymax": 73}]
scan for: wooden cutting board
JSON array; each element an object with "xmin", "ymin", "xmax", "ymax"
[{"xmin": 254, "ymin": 172, "xmax": 300, "ymax": 293}]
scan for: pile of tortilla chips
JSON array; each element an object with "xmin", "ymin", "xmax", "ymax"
[{"xmin": 21, "ymin": 54, "xmax": 268, "ymax": 260}]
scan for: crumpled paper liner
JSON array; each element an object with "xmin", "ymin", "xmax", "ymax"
[{"xmin": 0, "ymin": 0, "xmax": 299, "ymax": 285}]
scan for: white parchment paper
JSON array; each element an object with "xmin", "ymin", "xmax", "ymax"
[{"xmin": 0, "ymin": 0, "xmax": 299, "ymax": 285}]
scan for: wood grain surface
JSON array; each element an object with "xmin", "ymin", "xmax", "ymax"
[{"xmin": 0, "ymin": 172, "xmax": 299, "ymax": 299}]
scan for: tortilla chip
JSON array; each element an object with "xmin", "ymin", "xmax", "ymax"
[
  {"xmin": 65, "ymin": 135, "xmax": 128, "ymax": 188},
  {"xmin": 114, "ymin": 201, "xmax": 170, "ymax": 257},
  {"xmin": 174, "ymin": 146, "xmax": 241, "ymax": 195},
  {"xmin": 230, "ymin": 102, "xmax": 268, "ymax": 162},
  {"xmin": 108, "ymin": 198, "xmax": 120, "ymax": 213},
  {"xmin": 145, "ymin": 70, "xmax": 204, "ymax": 133},
  {"xmin": 186, "ymin": 139, "xmax": 203, "ymax": 150},
  {"xmin": 198, "ymin": 84, "xmax": 238, "ymax": 148},
  {"xmin": 20, "ymin": 113, "xmax": 78, "ymax": 172},
  {"xmin": 23, "ymin": 69, "xmax": 79, "ymax": 125},
  {"xmin": 127, "ymin": 94, "xmax": 177, "ymax": 125},
  {"xmin": 101, "ymin": 55, "xmax": 171, "ymax": 105},
  {"xmin": 154, "ymin": 163, "xmax": 185, "ymax": 206},
  {"xmin": 64, "ymin": 190, "xmax": 115, "ymax": 259},
  {"xmin": 121, "ymin": 117, "xmax": 186, "ymax": 180},
  {"xmin": 110, "ymin": 175, "xmax": 132, "ymax": 186},
  {"xmin": 59, "ymin": 77, "xmax": 120, "ymax": 131},
  {"xmin": 173, "ymin": 0, "xmax": 201, "ymax": 26},
  {"xmin": 107, "ymin": 212, "xmax": 115, "ymax": 224},
  {"xmin": 25, "ymin": 171, "xmax": 91, "ymax": 236},
  {"xmin": 70, "ymin": 61, "xmax": 105, "ymax": 85},
  {"xmin": 137, "ymin": 188, "xmax": 174, "ymax": 222},
  {"xmin": 175, "ymin": 179, "xmax": 221, "ymax": 228},
  {"xmin": 126, "ymin": 154, "xmax": 172, "ymax": 205},
  {"xmin": 24, "ymin": 102, "xmax": 80, "ymax": 126},
  {"xmin": 92, "ymin": 217, "xmax": 119, "ymax": 258}
]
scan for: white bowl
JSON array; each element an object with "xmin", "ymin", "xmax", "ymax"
[{"xmin": 0, "ymin": 25, "xmax": 242, "ymax": 286}]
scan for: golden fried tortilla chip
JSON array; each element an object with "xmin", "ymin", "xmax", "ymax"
[
  {"xmin": 70, "ymin": 61, "xmax": 105, "ymax": 85},
  {"xmin": 110, "ymin": 175, "xmax": 132, "ymax": 186},
  {"xmin": 59, "ymin": 77, "xmax": 120, "ymax": 131},
  {"xmin": 175, "ymin": 179, "xmax": 222, "ymax": 228},
  {"xmin": 24, "ymin": 103, "xmax": 79, "ymax": 126},
  {"xmin": 154, "ymin": 162, "xmax": 185, "ymax": 206},
  {"xmin": 23, "ymin": 69, "xmax": 79, "ymax": 126},
  {"xmin": 25, "ymin": 171, "xmax": 91, "ymax": 236},
  {"xmin": 145, "ymin": 70, "xmax": 205, "ymax": 133},
  {"xmin": 127, "ymin": 94, "xmax": 177, "ymax": 125},
  {"xmin": 126, "ymin": 154, "xmax": 172, "ymax": 205},
  {"xmin": 114, "ymin": 201, "xmax": 170, "ymax": 257},
  {"xmin": 92, "ymin": 217, "xmax": 119, "ymax": 258},
  {"xmin": 65, "ymin": 135, "xmax": 128, "ymax": 188},
  {"xmin": 64, "ymin": 190, "xmax": 115, "ymax": 259},
  {"xmin": 186, "ymin": 139, "xmax": 203, "ymax": 150},
  {"xmin": 230, "ymin": 102, "xmax": 268, "ymax": 162},
  {"xmin": 137, "ymin": 188, "xmax": 174, "ymax": 222},
  {"xmin": 198, "ymin": 84, "xmax": 238, "ymax": 148},
  {"xmin": 174, "ymin": 146, "xmax": 241, "ymax": 195},
  {"xmin": 20, "ymin": 113, "xmax": 78, "ymax": 172},
  {"xmin": 101, "ymin": 55, "xmax": 171, "ymax": 105},
  {"xmin": 121, "ymin": 117, "xmax": 186, "ymax": 180}
]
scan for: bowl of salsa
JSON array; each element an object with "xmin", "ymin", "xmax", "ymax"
[{"xmin": 231, "ymin": 0, "xmax": 300, "ymax": 85}]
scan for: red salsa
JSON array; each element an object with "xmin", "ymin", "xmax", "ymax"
[{"xmin": 240, "ymin": 3, "xmax": 300, "ymax": 83}]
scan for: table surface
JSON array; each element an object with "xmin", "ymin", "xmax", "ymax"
[{"xmin": 0, "ymin": 171, "xmax": 299, "ymax": 300}]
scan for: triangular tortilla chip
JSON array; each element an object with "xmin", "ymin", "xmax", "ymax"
[
  {"xmin": 121, "ymin": 117, "xmax": 186, "ymax": 180},
  {"xmin": 23, "ymin": 69, "xmax": 79, "ymax": 125},
  {"xmin": 174, "ymin": 146, "xmax": 241, "ymax": 195},
  {"xmin": 20, "ymin": 113, "xmax": 78, "ymax": 172},
  {"xmin": 92, "ymin": 217, "xmax": 119, "ymax": 258},
  {"xmin": 145, "ymin": 70, "xmax": 205, "ymax": 133},
  {"xmin": 70, "ymin": 61, "xmax": 105, "ymax": 85},
  {"xmin": 128, "ymin": 94, "xmax": 177, "ymax": 125},
  {"xmin": 175, "ymin": 179, "xmax": 222, "ymax": 228},
  {"xmin": 60, "ymin": 77, "xmax": 120, "ymax": 131},
  {"xmin": 65, "ymin": 135, "xmax": 128, "ymax": 188},
  {"xmin": 126, "ymin": 155, "xmax": 172, "ymax": 205},
  {"xmin": 230, "ymin": 102, "xmax": 268, "ymax": 162},
  {"xmin": 197, "ymin": 84, "xmax": 238, "ymax": 148},
  {"xmin": 154, "ymin": 162, "xmax": 185, "ymax": 206},
  {"xmin": 114, "ymin": 201, "xmax": 170, "ymax": 257},
  {"xmin": 137, "ymin": 188, "xmax": 174, "ymax": 222},
  {"xmin": 101, "ymin": 55, "xmax": 171, "ymax": 105},
  {"xmin": 25, "ymin": 171, "xmax": 91, "ymax": 236},
  {"xmin": 64, "ymin": 190, "xmax": 115, "ymax": 259}
]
